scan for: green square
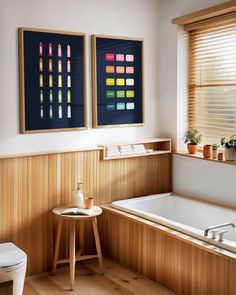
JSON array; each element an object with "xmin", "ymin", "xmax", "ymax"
[
  {"xmin": 106, "ymin": 91, "xmax": 115, "ymax": 98},
  {"xmin": 116, "ymin": 91, "xmax": 125, "ymax": 98}
]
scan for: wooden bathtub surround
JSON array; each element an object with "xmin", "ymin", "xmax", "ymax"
[
  {"xmin": 0, "ymin": 148, "xmax": 172, "ymax": 276},
  {"xmin": 99, "ymin": 206, "xmax": 236, "ymax": 295},
  {"xmin": 52, "ymin": 205, "xmax": 104, "ymax": 290}
]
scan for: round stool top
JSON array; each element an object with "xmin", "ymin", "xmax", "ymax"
[
  {"xmin": 0, "ymin": 242, "xmax": 27, "ymax": 268},
  {"xmin": 53, "ymin": 205, "xmax": 102, "ymax": 220}
]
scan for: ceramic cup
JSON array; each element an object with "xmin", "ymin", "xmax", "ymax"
[{"xmin": 84, "ymin": 197, "xmax": 94, "ymax": 209}]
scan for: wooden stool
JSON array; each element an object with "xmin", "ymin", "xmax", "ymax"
[{"xmin": 52, "ymin": 206, "xmax": 104, "ymax": 291}]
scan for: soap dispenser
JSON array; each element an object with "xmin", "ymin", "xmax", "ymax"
[{"xmin": 73, "ymin": 182, "xmax": 84, "ymax": 208}]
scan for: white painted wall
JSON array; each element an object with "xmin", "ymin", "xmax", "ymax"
[
  {"xmin": 157, "ymin": 0, "xmax": 236, "ymax": 205},
  {"xmin": 0, "ymin": 0, "xmax": 160, "ymax": 156}
]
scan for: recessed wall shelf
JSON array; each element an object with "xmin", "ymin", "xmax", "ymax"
[{"xmin": 99, "ymin": 138, "xmax": 171, "ymax": 160}]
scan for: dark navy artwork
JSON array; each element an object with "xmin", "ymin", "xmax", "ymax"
[
  {"xmin": 19, "ymin": 28, "xmax": 86, "ymax": 133},
  {"xmin": 93, "ymin": 36, "xmax": 144, "ymax": 127}
]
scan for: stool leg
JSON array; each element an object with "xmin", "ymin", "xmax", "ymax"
[
  {"xmin": 79, "ymin": 221, "xmax": 84, "ymax": 255},
  {"xmin": 92, "ymin": 217, "xmax": 104, "ymax": 274},
  {"xmin": 52, "ymin": 218, "xmax": 62, "ymax": 274},
  {"xmin": 69, "ymin": 220, "xmax": 76, "ymax": 290}
]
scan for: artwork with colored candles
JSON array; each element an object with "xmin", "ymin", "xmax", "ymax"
[
  {"xmin": 19, "ymin": 28, "xmax": 86, "ymax": 133},
  {"xmin": 92, "ymin": 35, "xmax": 144, "ymax": 127}
]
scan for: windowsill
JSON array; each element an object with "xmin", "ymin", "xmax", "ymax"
[{"xmin": 174, "ymin": 152, "xmax": 236, "ymax": 166}]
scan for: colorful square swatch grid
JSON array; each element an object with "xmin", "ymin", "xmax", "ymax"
[
  {"xmin": 95, "ymin": 37, "xmax": 143, "ymax": 126},
  {"xmin": 22, "ymin": 30, "xmax": 85, "ymax": 131}
]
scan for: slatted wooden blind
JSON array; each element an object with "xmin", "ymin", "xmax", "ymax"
[{"xmin": 189, "ymin": 23, "xmax": 236, "ymax": 144}]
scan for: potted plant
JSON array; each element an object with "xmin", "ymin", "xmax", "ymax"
[
  {"xmin": 212, "ymin": 143, "xmax": 220, "ymax": 159},
  {"xmin": 221, "ymin": 136, "xmax": 236, "ymax": 161},
  {"xmin": 184, "ymin": 129, "xmax": 201, "ymax": 154}
]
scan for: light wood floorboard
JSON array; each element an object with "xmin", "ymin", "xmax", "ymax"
[{"xmin": 23, "ymin": 258, "xmax": 176, "ymax": 295}]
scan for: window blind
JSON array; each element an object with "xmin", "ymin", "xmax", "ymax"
[{"xmin": 189, "ymin": 23, "xmax": 236, "ymax": 144}]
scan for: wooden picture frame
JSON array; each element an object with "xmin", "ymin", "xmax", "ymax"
[
  {"xmin": 19, "ymin": 27, "xmax": 87, "ymax": 133},
  {"xmin": 92, "ymin": 34, "xmax": 145, "ymax": 128}
]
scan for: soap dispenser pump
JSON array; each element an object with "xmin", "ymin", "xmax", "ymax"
[{"xmin": 73, "ymin": 182, "xmax": 84, "ymax": 208}]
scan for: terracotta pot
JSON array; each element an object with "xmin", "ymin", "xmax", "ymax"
[
  {"xmin": 84, "ymin": 197, "xmax": 94, "ymax": 209},
  {"xmin": 212, "ymin": 149, "xmax": 218, "ymax": 159},
  {"xmin": 218, "ymin": 152, "xmax": 224, "ymax": 161},
  {"xmin": 203, "ymin": 145, "xmax": 212, "ymax": 159},
  {"xmin": 187, "ymin": 144, "xmax": 198, "ymax": 154}
]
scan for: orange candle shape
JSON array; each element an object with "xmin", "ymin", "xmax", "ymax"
[
  {"xmin": 58, "ymin": 75, "xmax": 62, "ymax": 88},
  {"xmin": 67, "ymin": 75, "xmax": 71, "ymax": 88},
  {"xmin": 58, "ymin": 44, "xmax": 62, "ymax": 57},
  {"xmin": 67, "ymin": 90, "xmax": 71, "ymax": 103},
  {"xmin": 39, "ymin": 58, "xmax": 43, "ymax": 72},
  {"xmin": 39, "ymin": 42, "xmax": 43, "ymax": 56},
  {"xmin": 67, "ymin": 105, "xmax": 71, "ymax": 118},
  {"xmin": 49, "ymin": 59, "xmax": 53, "ymax": 72},
  {"xmin": 48, "ymin": 43, "xmax": 52, "ymax": 57},
  {"xmin": 67, "ymin": 60, "xmax": 71, "ymax": 72},
  {"xmin": 58, "ymin": 60, "xmax": 62, "ymax": 73},
  {"xmin": 39, "ymin": 74, "xmax": 43, "ymax": 87},
  {"xmin": 67, "ymin": 44, "xmax": 71, "ymax": 57}
]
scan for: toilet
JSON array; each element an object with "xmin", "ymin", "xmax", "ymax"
[{"xmin": 0, "ymin": 243, "xmax": 27, "ymax": 295}]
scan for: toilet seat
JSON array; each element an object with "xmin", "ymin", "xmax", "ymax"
[
  {"xmin": 0, "ymin": 242, "xmax": 27, "ymax": 295},
  {"xmin": 0, "ymin": 243, "xmax": 27, "ymax": 268}
]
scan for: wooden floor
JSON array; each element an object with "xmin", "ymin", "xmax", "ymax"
[{"xmin": 23, "ymin": 258, "xmax": 176, "ymax": 295}]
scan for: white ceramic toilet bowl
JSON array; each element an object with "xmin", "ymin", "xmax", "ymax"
[{"xmin": 0, "ymin": 242, "xmax": 27, "ymax": 295}]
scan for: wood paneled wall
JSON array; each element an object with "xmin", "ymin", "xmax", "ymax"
[
  {"xmin": 99, "ymin": 209, "xmax": 236, "ymax": 295},
  {"xmin": 0, "ymin": 150, "xmax": 171, "ymax": 275}
]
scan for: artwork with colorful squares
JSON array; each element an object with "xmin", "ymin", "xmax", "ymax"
[
  {"xmin": 92, "ymin": 35, "xmax": 144, "ymax": 127},
  {"xmin": 19, "ymin": 28, "xmax": 86, "ymax": 133}
]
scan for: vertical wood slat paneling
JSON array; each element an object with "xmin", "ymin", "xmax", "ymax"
[
  {"xmin": 0, "ymin": 151, "xmax": 171, "ymax": 275},
  {"xmin": 99, "ymin": 209, "xmax": 236, "ymax": 295}
]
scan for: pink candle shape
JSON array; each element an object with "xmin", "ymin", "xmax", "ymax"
[
  {"xmin": 58, "ymin": 60, "xmax": 62, "ymax": 73},
  {"xmin": 67, "ymin": 60, "xmax": 71, "ymax": 72},
  {"xmin": 49, "ymin": 59, "xmax": 53, "ymax": 72},
  {"xmin": 39, "ymin": 42, "xmax": 43, "ymax": 56},
  {"xmin": 49, "ymin": 43, "xmax": 52, "ymax": 56},
  {"xmin": 58, "ymin": 44, "xmax": 62, "ymax": 57},
  {"xmin": 67, "ymin": 45, "xmax": 71, "ymax": 57}
]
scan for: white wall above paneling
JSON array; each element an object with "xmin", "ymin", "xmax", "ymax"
[
  {"xmin": 0, "ymin": 0, "xmax": 160, "ymax": 156},
  {"xmin": 173, "ymin": 154, "xmax": 236, "ymax": 208}
]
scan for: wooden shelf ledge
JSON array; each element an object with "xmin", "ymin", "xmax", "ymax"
[{"xmin": 175, "ymin": 152, "xmax": 236, "ymax": 166}]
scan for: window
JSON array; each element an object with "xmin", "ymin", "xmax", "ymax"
[{"xmin": 188, "ymin": 23, "xmax": 236, "ymax": 144}]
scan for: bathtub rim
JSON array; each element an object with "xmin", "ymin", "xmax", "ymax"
[{"xmin": 100, "ymin": 204, "xmax": 236, "ymax": 262}]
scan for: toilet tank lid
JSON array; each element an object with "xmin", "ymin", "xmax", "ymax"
[{"xmin": 0, "ymin": 243, "xmax": 27, "ymax": 268}]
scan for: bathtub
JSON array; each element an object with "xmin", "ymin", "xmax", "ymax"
[{"xmin": 111, "ymin": 193, "xmax": 236, "ymax": 253}]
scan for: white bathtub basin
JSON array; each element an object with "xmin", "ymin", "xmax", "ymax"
[{"xmin": 111, "ymin": 193, "xmax": 236, "ymax": 253}]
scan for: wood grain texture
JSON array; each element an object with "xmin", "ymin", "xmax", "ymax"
[
  {"xmin": 172, "ymin": 0, "xmax": 236, "ymax": 25},
  {"xmin": 0, "ymin": 150, "xmax": 171, "ymax": 275},
  {"xmin": 24, "ymin": 258, "xmax": 176, "ymax": 295},
  {"xmin": 99, "ymin": 208, "xmax": 236, "ymax": 295}
]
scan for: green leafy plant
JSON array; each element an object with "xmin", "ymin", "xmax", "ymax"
[
  {"xmin": 212, "ymin": 143, "xmax": 220, "ymax": 150},
  {"xmin": 221, "ymin": 135, "xmax": 236, "ymax": 149},
  {"xmin": 184, "ymin": 129, "xmax": 201, "ymax": 145}
]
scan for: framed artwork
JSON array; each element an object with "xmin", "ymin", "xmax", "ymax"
[
  {"xmin": 19, "ymin": 27, "xmax": 87, "ymax": 133},
  {"xmin": 92, "ymin": 35, "xmax": 144, "ymax": 128}
]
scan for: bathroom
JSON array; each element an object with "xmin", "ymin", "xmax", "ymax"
[{"xmin": 0, "ymin": 0, "xmax": 236, "ymax": 294}]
